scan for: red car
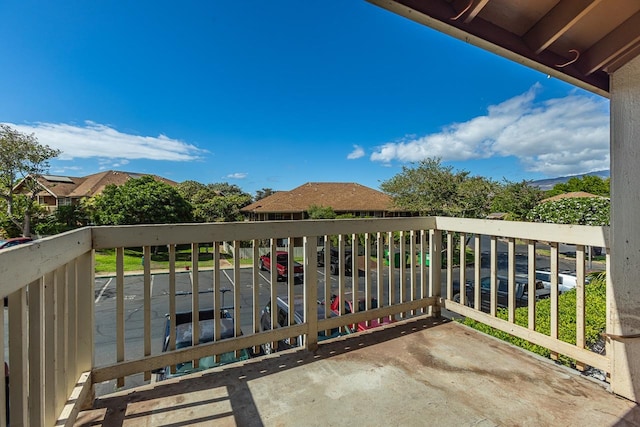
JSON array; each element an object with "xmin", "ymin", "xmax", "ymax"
[
  {"xmin": 259, "ymin": 251, "xmax": 304, "ymax": 282},
  {"xmin": 0, "ymin": 237, "xmax": 32, "ymax": 250},
  {"xmin": 329, "ymin": 295, "xmax": 395, "ymax": 333}
]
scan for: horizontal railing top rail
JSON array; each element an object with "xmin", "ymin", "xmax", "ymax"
[
  {"xmin": 434, "ymin": 217, "xmax": 609, "ymax": 248},
  {"xmin": 0, "ymin": 227, "xmax": 93, "ymax": 296},
  {"xmin": 87, "ymin": 217, "xmax": 609, "ymax": 249},
  {"xmin": 90, "ymin": 217, "xmax": 439, "ymax": 248}
]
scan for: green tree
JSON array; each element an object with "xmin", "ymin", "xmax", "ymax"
[
  {"xmin": 307, "ymin": 205, "xmax": 337, "ymax": 219},
  {"xmin": 208, "ymin": 182, "xmax": 246, "ymax": 196},
  {"xmin": 91, "ymin": 176, "xmax": 193, "ymax": 225},
  {"xmin": 195, "ymin": 193, "xmax": 252, "ymax": 222},
  {"xmin": 175, "ymin": 180, "xmax": 207, "ymax": 201},
  {"xmin": 455, "ymin": 176, "xmax": 499, "ymax": 218},
  {"xmin": 380, "ymin": 157, "xmax": 493, "ymax": 218},
  {"xmin": 491, "ymin": 180, "xmax": 544, "ymax": 221},
  {"xmin": 177, "ymin": 180, "xmax": 252, "ymax": 222},
  {"xmin": 0, "ymin": 124, "xmax": 61, "ymax": 236},
  {"xmin": 546, "ymin": 175, "xmax": 610, "ymax": 197},
  {"xmin": 255, "ymin": 188, "xmax": 275, "ymax": 201},
  {"xmin": 526, "ymin": 197, "xmax": 610, "ymax": 226},
  {"xmin": 34, "ymin": 204, "xmax": 89, "ymax": 235},
  {"xmin": 0, "ymin": 195, "xmax": 47, "ymax": 237}
]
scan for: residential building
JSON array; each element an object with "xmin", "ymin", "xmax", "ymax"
[
  {"xmin": 241, "ymin": 182, "xmax": 412, "ymax": 221},
  {"xmin": 14, "ymin": 170, "xmax": 176, "ymax": 212}
]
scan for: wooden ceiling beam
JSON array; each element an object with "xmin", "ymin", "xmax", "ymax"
[
  {"xmin": 580, "ymin": 10, "xmax": 640, "ymax": 75},
  {"xmin": 464, "ymin": 0, "xmax": 490, "ymax": 24},
  {"xmin": 603, "ymin": 44, "xmax": 640, "ymax": 74},
  {"xmin": 450, "ymin": 0, "xmax": 490, "ymax": 23},
  {"xmin": 524, "ymin": 0, "xmax": 603, "ymax": 55},
  {"xmin": 453, "ymin": 0, "xmax": 489, "ymax": 24}
]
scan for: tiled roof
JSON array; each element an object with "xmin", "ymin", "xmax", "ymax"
[
  {"xmin": 68, "ymin": 171, "xmax": 176, "ymax": 198},
  {"xmin": 241, "ymin": 182, "xmax": 398, "ymax": 213},
  {"xmin": 540, "ymin": 191, "xmax": 606, "ymax": 203},
  {"xmin": 28, "ymin": 171, "xmax": 176, "ymax": 198},
  {"xmin": 33, "ymin": 175, "xmax": 86, "ymax": 197}
]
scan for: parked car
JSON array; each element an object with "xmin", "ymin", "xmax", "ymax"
[
  {"xmin": 259, "ymin": 251, "xmax": 304, "ymax": 282},
  {"xmin": 154, "ymin": 309, "xmax": 250, "ymax": 381},
  {"xmin": 453, "ymin": 275, "xmax": 550, "ymax": 312},
  {"xmin": 259, "ymin": 296, "xmax": 341, "ymax": 354},
  {"xmin": 535, "ymin": 269, "xmax": 583, "ymax": 294},
  {"xmin": 0, "ymin": 237, "xmax": 32, "ymax": 250},
  {"xmin": 328, "ymin": 294, "xmax": 395, "ymax": 332},
  {"xmin": 317, "ymin": 247, "xmax": 353, "ymax": 275}
]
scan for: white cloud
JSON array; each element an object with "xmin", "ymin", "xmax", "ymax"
[
  {"xmin": 347, "ymin": 145, "xmax": 365, "ymax": 159},
  {"xmin": 51, "ymin": 165, "xmax": 83, "ymax": 174},
  {"xmin": 109, "ymin": 159, "xmax": 130, "ymax": 168},
  {"xmin": 2, "ymin": 121, "xmax": 206, "ymax": 162},
  {"xmin": 226, "ymin": 172, "xmax": 247, "ymax": 179},
  {"xmin": 370, "ymin": 85, "xmax": 610, "ymax": 176}
]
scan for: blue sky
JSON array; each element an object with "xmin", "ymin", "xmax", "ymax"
[{"xmin": 0, "ymin": 1, "xmax": 610, "ymax": 196}]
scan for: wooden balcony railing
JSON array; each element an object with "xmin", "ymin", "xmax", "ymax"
[{"xmin": 0, "ymin": 217, "xmax": 608, "ymax": 426}]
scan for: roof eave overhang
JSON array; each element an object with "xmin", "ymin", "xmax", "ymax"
[
  {"xmin": 367, "ymin": 0, "xmax": 610, "ymax": 98},
  {"xmin": 13, "ymin": 176, "xmax": 59, "ymax": 198}
]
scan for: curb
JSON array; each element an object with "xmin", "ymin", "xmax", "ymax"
[{"xmin": 95, "ymin": 263, "xmax": 253, "ymax": 279}]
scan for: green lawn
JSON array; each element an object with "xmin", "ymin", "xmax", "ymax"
[{"xmin": 94, "ymin": 248, "xmax": 231, "ymax": 273}]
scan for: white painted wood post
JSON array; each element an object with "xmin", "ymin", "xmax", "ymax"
[
  {"xmin": 76, "ymin": 250, "xmax": 94, "ymax": 404},
  {"xmin": 304, "ymin": 237, "xmax": 318, "ymax": 351},
  {"xmin": 429, "ymin": 229, "xmax": 441, "ymax": 317},
  {"xmin": 609, "ymin": 54, "xmax": 640, "ymax": 403}
]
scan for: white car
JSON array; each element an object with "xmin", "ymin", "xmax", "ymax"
[{"xmin": 535, "ymin": 270, "xmax": 583, "ymax": 293}]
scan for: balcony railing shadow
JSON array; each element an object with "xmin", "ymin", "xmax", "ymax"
[
  {"xmin": 78, "ymin": 316, "xmax": 449, "ymax": 426},
  {"xmin": 76, "ymin": 314, "xmax": 640, "ymax": 427}
]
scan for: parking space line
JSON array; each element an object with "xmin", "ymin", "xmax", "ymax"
[
  {"xmin": 222, "ymin": 270, "xmax": 235, "ymax": 289},
  {"xmin": 258, "ymin": 272, "xmax": 272, "ymax": 284},
  {"xmin": 95, "ymin": 278, "xmax": 113, "ymax": 303}
]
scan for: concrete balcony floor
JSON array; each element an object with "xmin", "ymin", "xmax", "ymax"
[{"xmin": 75, "ymin": 317, "xmax": 639, "ymax": 427}]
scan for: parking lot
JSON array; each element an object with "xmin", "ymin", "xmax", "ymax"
[{"xmin": 92, "ymin": 245, "xmax": 594, "ymax": 395}]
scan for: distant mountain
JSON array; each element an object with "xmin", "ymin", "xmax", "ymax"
[{"xmin": 530, "ymin": 170, "xmax": 610, "ymax": 191}]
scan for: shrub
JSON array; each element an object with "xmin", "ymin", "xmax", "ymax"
[
  {"xmin": 460, "ymin": 273, "xmax": 606, "ymax": 368},
  {"xmin": 527, "ymin": 197, "xmax": 610, "ymax": 226}
]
